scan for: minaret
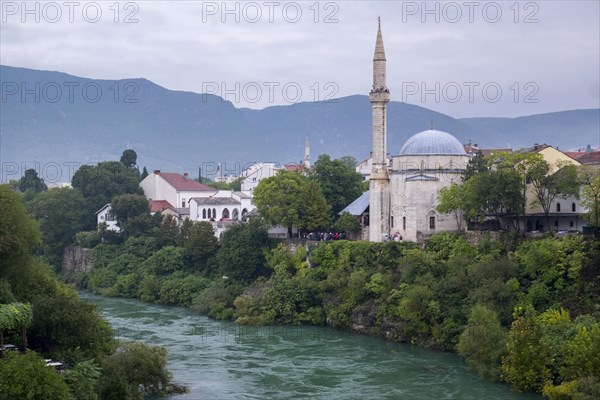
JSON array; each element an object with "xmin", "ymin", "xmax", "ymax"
[
  {"xmin": 304, "ymin": 137, "xmax": 311, "ymax": 169},
  {"xmin": 369, "ymin": 17, "xmax": 390, "ymax": 242}
]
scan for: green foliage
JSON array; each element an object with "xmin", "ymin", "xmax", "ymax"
[
  {"xmin": 311, "ymin": 154, "xmax": 364, "ymax": 216},
  {"xmin": 158, "ymin": 273, "xmax": 210, "ymax": 307},
  {"xmin": 436, "ymin": 182, "xmax": 471, "ymax": 230},
  {"xmin": 120, "ymin": 149, "xmax": 138, "ymax": 169},
  {"xmin": 463, "ymin": 150, "xmax": 488, "ymax": 181},
  {"xmin": 297, "ymin": 180, "xmax": 331, "ymax": 232},
  {"xmin": 182, "ymin": 221, "xmax": 218, "ymax": 271},
  {"xmin": 140, "ymin": 166, "xmax": 149, "ymax": 180},
  {"xmin": 253, "ymin": 170, "xmax": 308, "ymax": 236},
  {"xmin": 71, "ymin": 161, "xmax": 143, "ymax": 219},
  {"xmin": 30, "ymin": 291, "xmax": 115, "ymax": 364},
  {"xmin": 191, "ymin": 280, "xmax": 243, "ymax": 320},
  {"xmin": 74, "ymin": 230, "xmax": 101, "ymax": 248},
  {"xmin": 97, "ymin": 341, "xmax": 180, "ymax": 399},
  {"xmin": 64, "ymin": 359, "xmax": 101, "ymax": 400},
  {"xmin": 502, "ymin": 311, "xmax": 552, "ymax": 392},
  {"xmin": 217, "ymin": 221, "xmax": 269, "ymax": 282},
  {"xmin": 0, "ymin": 302, "xmax": 33, "ymax": 333},
  {"xmin": 0, "ymin": 185, "xmax": 41, "ymax": 274},
  {"xmin": 142, "ymin": 246, "xmax": 186, "ymax": 276},
  {"xmin": 457, "ymin": 304, "xmax": 507, "ymax": 380},
  {"xmin": 0, "ymin": 351, "xmax": 73, "ymax": 400},
  {"xmin": 19, "ymin": 168, "xmax": 48, "ymax": 193},
  {"xmin": 578, "ymin": 165, "xmax": 600, "ymax": 227},
  {"xmin": 334, "ymin": 212, "xmax": 361, "ymax": 234},
  {"xmin": 28, "ymin": 187, "xmax": 88, "ymax": 266},
  {"xmin": 111, "ymin": 194, "xmax": 149, "ymax": 226}
]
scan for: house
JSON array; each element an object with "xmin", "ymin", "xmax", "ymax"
[
  {"xmin": 140, "ymin": 170, "xmax": 215, "ymax": 208},
  {"xmin": 518, "ymin": 144, "xmax": 587, "ymax": 232},
  {"xmin": 240, "ymin": 163, "xmax": 278, "ymax": 192},
  {"xmin": 463, "ymin": 143, "xmax": 513, "ymax": 157},
  {"xmin": 189, "ymin": 191, "xmax": 254, "ymax": 223},
  {"xmin": 95, "ymin": 204, "xmax": 120, "ymax": 232}
]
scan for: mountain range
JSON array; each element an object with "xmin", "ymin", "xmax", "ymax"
[{"xmin": 1, "ymin": 65, "xmax": 598, "ymax": 182}]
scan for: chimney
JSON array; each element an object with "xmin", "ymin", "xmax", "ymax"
[
  {"xmin": 153, "ymin": 170, "xmax": 160, "ymax": 174},
  {"xmin": 183, "ymin": 173, "xmax": 189, "ymax": 178}
]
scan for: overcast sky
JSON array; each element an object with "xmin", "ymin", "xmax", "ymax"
[{"xmin": 1, "ymin": 0, "xmax": 599, "ymax": 117}]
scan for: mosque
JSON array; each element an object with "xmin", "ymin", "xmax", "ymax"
[{"xmin": 344, "ymin": 20, "xmax": 470, "ymax": 242}]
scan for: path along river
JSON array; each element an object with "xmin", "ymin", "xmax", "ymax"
[{"xmin": 82, "ymin": 292, "xmax": 541, "ymax": 400}]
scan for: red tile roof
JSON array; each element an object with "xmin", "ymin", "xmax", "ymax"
[
  {"xmin": 149, "ymin": 200, "xmax": 174, "ymax": 213},
  {"xmin": 283, "ymin": 164, "xmax": 305, "ymax": 172},
  {"xmin": 574, "ymin": 151, "xmax": 600, "ymax": 164},
  {"xmin": 157, "ymin": 172, "xmax": 214, "ymax": 191}
]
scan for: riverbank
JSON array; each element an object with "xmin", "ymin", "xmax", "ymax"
[
  {"xmin": 66, "ymin": 230, "xmax": 600, "ymax": 398},
  {"xmin": 82, "ymin": 292, "xmax": 542, "ymax": 400}
]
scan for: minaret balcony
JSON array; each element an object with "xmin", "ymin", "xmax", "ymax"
[{"xmin": 369, "ymin": 89, "xmax": 390, "ymax": 103}]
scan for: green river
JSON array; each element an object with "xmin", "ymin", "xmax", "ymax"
[{"xmin": 82, "ymin": 293, "xmax": 541, "ymax": 400}]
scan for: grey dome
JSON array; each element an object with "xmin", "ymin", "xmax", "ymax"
[{"xmin": 399, "ymin": 129, "xmax": 466, "ymax": 155}]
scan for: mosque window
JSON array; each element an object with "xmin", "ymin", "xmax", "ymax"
[
  {"xmin": 572, "ymin": 203, "xmax": 576, "ymax": 212},
  {"xmin": 391, "ymin": 216, "xmax": 394, "ymax": 228},
  {"xmin": 403, "ymin": 216, "xmax": 406, "ymax": 230},
  {"xmin": 429, "ymin": 216, "xmax": 436, "ymax": 229},
  {"xmin": 556, "ymin": 203, "xmax": 561, "ymax": 212}
]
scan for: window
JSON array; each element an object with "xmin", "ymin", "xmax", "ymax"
[
  {"xmin": 202, "ymin": 209, "xmax": 206, "ymax": 219},
  {"xmin": 570, "ymin": 221, "xmax": 574, "ymax": 227},
  {"xmin": 556, "ymin": 203, "xmax": 561, "ymax": 212},
  {"xmin": 429, "ymin": 216, "xmax": 436, "ymax": 229},
  {"xmin": 572, "ymin": 203, "xmax": 576, "ymax": 212},
  {"xmin": 182, "ymin": 198, "xmax": 186, "ymax": 208},
  {"xmin": 222, "ymin": 208, "xmax": 230, "ymax": 219},
  {"xmin": 555, "ymin": 220, "xmax": 558, "ymax": 227},
  {"xmin": 390, "ymin": 216, "xmax": 394, "ymax": 228},
  {"xmin": 403, "ymin": 216, "xmax": 406, "ymax": 230}
]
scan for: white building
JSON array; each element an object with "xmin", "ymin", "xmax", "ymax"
[
  {"xmin": 240, "ymin": 163, "xmax": 278, "ymax": 192},
  {"xmin": 95, "ymin": 203, "xmax": 120, "ymax": 232},
  {"xmin": 140, "ymin": 170, "xmax": 215, "ymax": 208},
  {"xmin": 189, "ymin": 191, "xmax": 254, "ymax": 223}
]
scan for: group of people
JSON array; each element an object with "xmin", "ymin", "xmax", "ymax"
[
  {"xmin": 303, "ymin": 231, "xmax": 347, "ymax": 241},
  {"xmin": 384, "ymin": 233, "xmax": 403, "ymax": 242}
]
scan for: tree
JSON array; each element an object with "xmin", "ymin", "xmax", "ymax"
[
  {"xmin": 120, "ymin": 149, "xmax": 138, "ymax": 169},
  {"xmin": 578, "ymin": 165, "xmax": 600, "ymax": 228},
  {"xmin": 183, "ymin": 222, "xmax": 218, "ymax": 271},
  {"xmin": 469, "ymin": 169, "xmax": 524, "ymax": 229},
  {"xmin": 28, "ymin": 187, "xmax": 88, "ymax": 266},
  {"xmin": 97, "ymin": 341, "xmax": 181, "ymax": 399},
  {"xmin": 18, "ymin": 169, "xmax": 47, "ymax": 193},
  {"xmin": 111, "ymin": 194, "xmax": 149, "ymax": 226},
  {"xmin": 457, "ymin": 304, "xmax": 507, "ymax": 380},
  {"xmin": 140, "ymin": 166, "xmax": 149, "ymax": 181},
  {"xmin": 338, "ymin": 155, "xmax": 358, "ymax": 169},
  {"xmin": 71, "ymin": 161, "xmax": 143, "ymax": 219},
  {"xmin": 463, "ymin": 150, "xmax": 488, "ymax": 181},
  {"xmin": 0, "ymin": 302, "xmax": 33, "ymax": 351},
  {"xmin": 297, "ymin": 180, "xmax": 331, "ymax": 232},
  {"xmin": 217, "ymin": 221, "xmax": 269, "ymax": 282},
  {"xmin": 311, "ymin": 154, "xmax": 364, "ymax": 216},
  {"xmin": 335, "ymin": 212, "xmax": 361, "ymax": 236},
  {"xmin": 0, "ymin": 351, "xmax": 73, "ymax": 400},
  {"xmin": 437, "ymin": 182, "xmax": 473, "ymax": 231},
  {"xmin": 525, "ymin": 156, "xmax": 579, "ymax": 230},
  {"xmin": 0, "ymin": 185, "xmax": 41, "ymax": 275},
  {"xmin": 253, "ymin": 170, "xmax": 306, "ymax": 237}
]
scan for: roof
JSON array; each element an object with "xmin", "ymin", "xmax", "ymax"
[
  {"xmin": 283, "ymin": 164, "xmax": 304, "ymax": 172},
  {"xmin": 95, "ymin": 203, "xmax": 111, "ymax": 215},
  {"xmin": 157, "ymin": 172, "xmax": 214, "ymax": 191},
  {"xmin": 191, "ymin": 197, "xmax": 241, "ymax": 206},
  {"xmin": 173, "ymin": 207, "xmax": 190, "ymax": 215},
  {"xmin": 233, "ymin": 191, "xmax": 251, "ymax": 199},
  {"xmin": 149, "ymin": 200, "xmax": 174, "ymax": 213},
  {"xmin": 400, "ymin": 130, "xmax": 467, "ymax": 156},
  {"xmin": 573, "ymin": 151, "xmax": 600, "ymax": 165},
  {"xmin": 339, "ymin": 191, "xmax": 370, "ymax": 216}
]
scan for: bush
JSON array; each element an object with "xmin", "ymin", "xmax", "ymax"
[{"xmin": 0, "ymin": 351, "xmax": 73, "ymax": 400}]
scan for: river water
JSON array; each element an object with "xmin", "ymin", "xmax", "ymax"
[{"xmin": 82, "ymin": 293, "xmax": 541, "ymax": 400}]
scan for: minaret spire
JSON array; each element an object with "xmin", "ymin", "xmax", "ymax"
[
  {"xmin": 304, "ymin": 136, "xmax": 311, "ymax": 169},
  {"xmin": 369, "ymin": 18, "xmax": 391, "ymax": 242}
]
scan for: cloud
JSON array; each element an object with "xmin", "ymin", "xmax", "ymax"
[{"xmin": 1, "ymin": 0, "xmax": 598, "ymax": 117}]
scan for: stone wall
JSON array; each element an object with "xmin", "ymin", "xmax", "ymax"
[{"xmin": 61, "ymin": 246, "xmax": 93, "ymax": 273}]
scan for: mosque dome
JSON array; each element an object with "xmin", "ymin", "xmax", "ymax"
[{"xmin": 399, "ymin": 129, "xmax": 466, "ymax": 155}]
